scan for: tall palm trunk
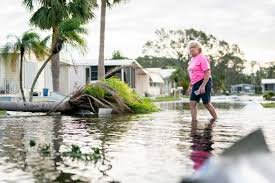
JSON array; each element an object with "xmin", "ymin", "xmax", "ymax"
[
  {"xmin": 51, "ymin": 26, "xmax": 60, "ymax": 92},
  {"xmin": 98, "ymin": 0, "xmax": 107, "ymax": 80},
  {"xmin": 29, "ymin": 53, "xmax": 54, "ymax": 102},
  {"xmin": 19, "ymin": 49, "xmax": 26, "ymax": 102}
]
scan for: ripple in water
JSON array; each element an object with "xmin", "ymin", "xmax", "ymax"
[{"xmin": 0, "ymin": 102, "xmax": 274, "ymax": 182}]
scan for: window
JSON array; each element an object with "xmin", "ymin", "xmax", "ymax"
[{"xmin": 91, "ymin": 66, "xmax": 98, "ymax": 81}]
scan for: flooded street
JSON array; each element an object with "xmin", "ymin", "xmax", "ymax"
[{"xmin": 0, "ymin": 101, "xmax": 275, "ymax": 183}]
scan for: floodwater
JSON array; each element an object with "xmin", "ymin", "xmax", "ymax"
[{"xmin": 0, "ymin": 101, "xmax": 275, "ymax": 183}]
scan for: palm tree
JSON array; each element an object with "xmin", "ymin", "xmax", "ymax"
[
  {"xmin": 29, "ymin": 18, "xmax": 87, "ymax": 102},
  {"xmin": 1, "ymin": 31, "xmax": 48, "ymax": 102},
  {"xmin": 23, "ymin": 0, "xmax": 96, "ymax": 92},
  {"xmin": 98, "ymin": 0, "xmax": 124, "ymax": 80}
]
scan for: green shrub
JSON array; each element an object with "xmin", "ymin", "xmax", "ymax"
[
  {"xmin": 263, "ymin": 91, "xmax": 275, "ymax": 100},
  {"xmin": 0, "ymin": 110, "xmax": 6, "ymax": 117},
  {"xmin": 104, "ymin": 77, "xmax": 137, "ymax": 104},
  {"xmin": 129, "ymin": 98, "xmax": 159, "ymax": 114},
  {"xmin": 104, "ymin": 77, "xmax": 158, "ymax": 114},
  {"xmin": 84, "ymin": 85, "xmax": 106, "ymax": 99},
  {"xmin": 261, "ymin": 103, "xmax": 275, "ymax": 108},
  {"xmin": 153, "ymin": 96, "xmax": 180, "ymax": 102},
  {"xmin": 83, "ymin": 77, "xmax": 158, "ymax": 114}
]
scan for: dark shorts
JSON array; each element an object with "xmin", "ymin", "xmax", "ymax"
[{"xmin": 190, "ymin": 79, "xmax": 212, "ymax": 104}]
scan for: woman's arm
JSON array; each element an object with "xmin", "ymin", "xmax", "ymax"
[
  {"xmin": 199, "ymin": 70, "xmax": 211, "ymax": 94},
  {"xmin": 186, "ymin": 82, "xmax": 193, "ymax": 95}
]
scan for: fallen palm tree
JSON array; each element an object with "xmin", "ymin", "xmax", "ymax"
[{"xmin": 0, "ymin": 77, "xmax": 158, "ymax": 114}]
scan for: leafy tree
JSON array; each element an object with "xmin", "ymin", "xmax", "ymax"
[
  {"xmin": 1, "ymin": 31, "xmax": 48, "ymax": 102},
  {"xmin": 136, "ymin": 56, "xmax": 181, "ymax": 69},
  {"xmin": 142, "ymin": 28, "xmax": 248, "ymax": 92},
  {"xmin": 29, "ymin": 18, "xmax": 87, "ymax": 102},
  {"xmin": 143, "ymin": 28, "xmax": 218, "ymax": 62},
  {"xmin": 112, "ymin": 50, "xmax": 127, "ymax": 60},
  {"xmin": 23, "ymin": 0, "xmax": 96, "ymax": 92}
]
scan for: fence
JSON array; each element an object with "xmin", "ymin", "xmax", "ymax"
[{"xmin": 0, "ymin": 79, "xmax": 19, "ymax": 94}]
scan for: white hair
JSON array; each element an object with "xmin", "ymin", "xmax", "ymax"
[{"xmin": 187, "ymin": 40, "xmax": 203, "ymax": 53}]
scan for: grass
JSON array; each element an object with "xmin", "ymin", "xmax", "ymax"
[
  {"xmin": 261, "ymin": 103, "xmax": 275, "ymax": 108},
  {"xmin": 152, "ymin": 96, "xmax": 180, "ymax": 102},
  {"xmin": 38, "ymin": 144, "xmax": 51, "ymax": 156},
  {"xmin": 0, "ymin": 110, "xmax": 6, "ymax": 117},
  {"xmin": 104, "ymin": 77, "xmax": 159, "ymax": 114},
  {"xmin": 62, "ymin": 145, "xmax": 102, "ymax": 162},
  {"xmin": 84, "ymin": 77, "xmax": 159, "ymax": 114}
]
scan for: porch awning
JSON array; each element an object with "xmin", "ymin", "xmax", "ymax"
[{"xmin": 148, "ymin": 72, "xmax": 164, "ymax": 83}]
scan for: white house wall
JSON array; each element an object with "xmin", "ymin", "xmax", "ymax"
[
  {"xmin": 59, "ymin": 65, "xmax": 86, "ymax": 95},
  {"xmin": 0, "ymin": 60, "xmax": 5, "ymax": 91},
  {"xmin": 148, "ymin": 85, "xmax": 162, "ymax": 96},
  {"xmin": 22, "ymin": 61, "xmax": 52, "ymax": 95},
  {"xmin": 0, "ymin": 59, "xmax": 59, "ymax": 96},
  {"xmin": 135, "ymin": 74, "xmax": 149, "ymax": 96},
  {"xmin": 44, "ymin": 64, "xmax": 53, "ymax": 91},
  {"xmin": 67, "ymin": 66, "xmax": 86, "ymax": 94},
  {"xmin": 1, "ymin": 59, "xmax": 19, "ymax": 94},
  {"xmin": 24, "ymin": 61, "xmax": 38, "ymax": 90},
  {"xmin": 59, "ymin": 66, "xmax": 68, "ymax": 94}
]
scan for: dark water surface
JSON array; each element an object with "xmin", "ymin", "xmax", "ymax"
[{"xmin": 0, "ymin": 102, "xmax": 275, "ymax": 183}]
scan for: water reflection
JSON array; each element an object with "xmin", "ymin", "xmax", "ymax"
[
  {"xmin": 190, "ymin": 120, "xmax": 214, "ymax": 170},
  {"xmin": 0, "ymin": 101, "xmax": 274, "ymax": 182},
  {"xmin": 158, "ymin": 102, "xmax": 245, "ymax": 111},
  {"xmin": 58, "ymin": 115, "xmax": 136, "ymax": 182}
]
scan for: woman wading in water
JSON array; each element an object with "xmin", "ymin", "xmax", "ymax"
[{"xmin": 187, "ymin": 41, "xmax": 218, "ymax": 122}]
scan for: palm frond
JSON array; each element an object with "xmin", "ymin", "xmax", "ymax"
[
  {"xmin": 1, "ymin": 34, "xmax": 21, "ymax": 61},
  {"xmin": 1, "ymin": 43, "xmax": 18, "ymax": 61},
  {"xmin": 106, "ymin": 0, "xmax": 124, "ymax": 7},
  {"xmin": 57, "ymin": 18, "xmax": 88, "ymax": 54},
  {"xmin": 40, "ymin": 35, "xmax": 51, "ymax": 46},
  {"xmin": 22, "ymin": 0, "xmax": 34, "ymax": 10},
  {"xmin": 30, "ymin": 6, "xmax": 53, "ymax": 29},
  {"xmin": 30, "ymin": 3, "xmax": 67, "ymax": 29},
  {"xmin": 67, "ymin": 0, "xmax": 97, "ymax": 23},
  {"xmin": 22, "ymin": 31, "xmax": 40, "ymax": 46},
  {"xmin": 32, "ymin": 42, "xmax": 50, "ymax": 60},
  {"xmin": 59, "ymin": 18, "xmax": 83, "ymax": 33},
  {"xmin": 3, "ymin": 30, "xmax": 49, "ymax": 62},
  {"xmin": 26, "ymin": 0, "xmax": 94, "ymax": 30}
]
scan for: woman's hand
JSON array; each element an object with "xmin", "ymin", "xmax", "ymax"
[
  {"xmin": 186, "ymin": 85, "xmax": 192, "ymax": 95},
  {"xmin": 199, "ymin": 85, "xmax": 206, "ymax": 94}
]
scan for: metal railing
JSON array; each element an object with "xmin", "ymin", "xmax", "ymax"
[{"xmin": 0, "ymin": 79, "xmax": 19, "ymax": 94}]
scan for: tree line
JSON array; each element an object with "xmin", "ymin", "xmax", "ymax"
[{"xmin": 137, "ymin": 28, "xmax": 268, "ymax": 94}]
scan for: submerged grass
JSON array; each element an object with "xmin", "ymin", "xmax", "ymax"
[
  {"xmin": 152, "ymin": 96, "xmax": 180, "ymax": 102},
  {"xmin": 0, "ymin": 110, "xmax": 6, "ymax": 117},
  {"xmin": 84, "ymin": 85, "xmax": 106, "ymax": 99},
  {"xmin": 84, "ymin": 77, "xmax": 158, "ymax": 114},
  {"xmin": 38, "ymin": 144, "xmax": 51, "ymax": 156},
  {"xmin": 62, "ymin": 145, "xmax": 102, "ymax": 162},
  {"xmin": 261, "ymin": 103, "xmax": 275, "ymax": 108},
  {"xmin": 29, "ymin": 141, "xmax": 101, "ymax": 162}
]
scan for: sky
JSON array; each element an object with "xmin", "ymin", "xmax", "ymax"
[{"xmin": 0, "ymin": 0, "xmax": 275, "ymax": 62}]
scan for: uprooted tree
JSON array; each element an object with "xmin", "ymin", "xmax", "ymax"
[{"xmin": 0, "ymin": 77, "xmax": 158, "ymax": 115}]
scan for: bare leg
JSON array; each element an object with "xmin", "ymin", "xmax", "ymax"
[
  {"xmin": 190, "ymin": 101, "xmax": 198, "ymax": 122},
  {"xmin": 204, "ymin": 103, "xmax": 218, "ymax": 120}
]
